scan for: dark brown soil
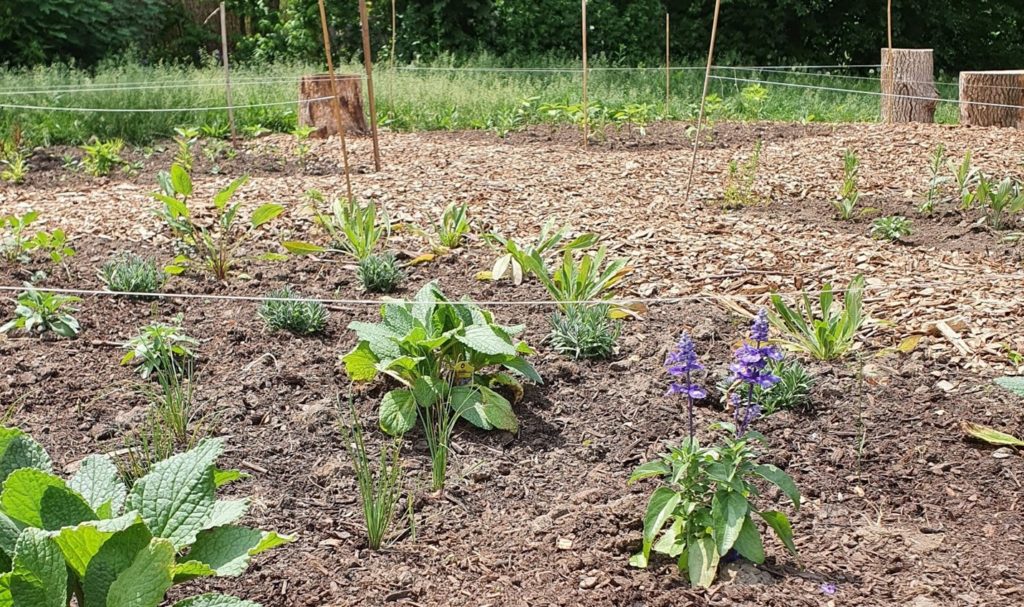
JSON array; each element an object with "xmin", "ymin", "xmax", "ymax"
[{"xmin": 2, "ymin": 122, "xmax": 1023, "ymax": 607}]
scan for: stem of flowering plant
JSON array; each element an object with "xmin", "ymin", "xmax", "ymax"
[{"xmin": 686, "ymin": 369, "xmax": 694, "ymax": 440}]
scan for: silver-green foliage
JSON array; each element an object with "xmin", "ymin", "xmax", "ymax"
[
  {"xmin": 547, "ymin": 304, "xmax": 620, "ymax": 360},
  {"xmin": 121, "ymin": 321, "xmax": 199, "ymax": 379},
  {"xmin": 769, "ymin": 275, "xmax": 865, "ymax": 361},
  {"xmin": 870, "ymin": 216, "xmax": 912, "ymax": 241},
  {"xmin": 994, "ymin": 376, "xmax": 1024, "ymax": 398},
  {"xmin": 99, "ymin": 253, "xmax": 166, "ymax": 294},
  {"xmin": 356, "ymin": 253, "xmax": 404, "ymax": 294},
  {"xmin": 0, "ymin": 428, "xmax": 291, "ymax": 607},
  {"xmin": 0, "ymin": 285, "xmax": 80, "ymax": 338},
  {"xmin": 258, "ymin": 287, "xmax": 328, "ymax": 335}
]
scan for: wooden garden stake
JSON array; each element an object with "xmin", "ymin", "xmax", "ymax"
[
  {"xmin": 219, "ymin": 3, "xmax": 236, "ymax": 140},
  {"xmin": 581, "ymin": 0, "xmax": 589, "ymax": 148},
  {"xmin": 359, "ymin": 0, "xmax": 382, "ymax": 171},
  {"xmin": 316, "ymin": 0, "xmax": 354, "ymax": 201},
  {"xmin": 390, "ymin": 0, "xmax": 397, "ymax": 71},
  {"xmin": 665, "ymin": 13, "xmax": 671, "ymax": 117},
  {"xmin": 683, "ymin": 0, "xmax": 723, "ymax": 204}
]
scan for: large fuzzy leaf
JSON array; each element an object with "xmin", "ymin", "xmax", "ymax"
[
  {"xmin": 455, "ymin": 325, "xmax": 518, "ymax": 356},
  {"xmin": 81, "ymin": 521, "xmax": 154, "ymax": 607},
  {"xmin": 759, "ymin": 510, "xmax": 797, "ymax": 555},
  {"xmin": 379, "ymin": 389, "xmax": 417, "ymax": 437},
  {"xmin": 173, "ymin": 594, "xmax": 261, "ymax": 607},
  {"xmin": 186, "ymin": 526, "xmax": 292, "ymax": 577},
  {"xmin": 0, "ymin": 427, "xmax": 52, "ymax": 485},
  {"xmin": 104, "ymin": 538, "xmax": 175, "ymax": 607},
  {"xmin": 52, "ymin": 513, "xmax": 145, "ymax": 579},
  {"xmin": 69, "ymin": 455, "xmax": 126, "ymax": 518},
  {"xmin": 202, "ymin": 500, "xmax": 250, "ymax": 531},
  {"xmin": 342, "ymin": 341, "xmax": 379, "ymax": 382},
  {"xmin": 6, "ymin": 528, "xmax": 68, "ymax": 607},
  {"xmin": 347, "ymin": 322, "xmax": 402, "ymax": 360},
  {"xmin": 1, "ymin": 468, "xmax": 97, "ymax": 530},
  {"xmin": 127, "ymin": 439, "xmax": 222, "ymax": 550},
  {"xmin": 453, "ymin": 385, "xmax": 518, "ymax": 432}
]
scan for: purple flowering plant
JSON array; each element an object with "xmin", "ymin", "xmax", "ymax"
[{"xmin": 630, "ymin": 312, "xmax": 801, "ymax": 587}]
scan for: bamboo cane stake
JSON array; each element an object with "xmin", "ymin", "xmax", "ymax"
[
  {"xmin": 682, "ymin": 0, "xmax": 723, "ymax": 204},
  {"xmin": 581, "ymin": 0, "xmax": 589, "ymax": 149},
  {"xmin": 219, "ymin": 3, "xmax": 237, "ymax": 140},
  {"xmin": 316, "ymin": 0, "xmax": 353, "ymax": 202},
  {"xmin": 882, "ymin": 0, "xmax": 894, "ymax": 123},
  {"xmin": 665, "ymin": 13, "xmax": 671, "ymax": 117},
  {"xmin": 359, "ymin": 0, "xmax": 382, "ymax": 171}
]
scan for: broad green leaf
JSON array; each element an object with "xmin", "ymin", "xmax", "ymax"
[
  {"xmin": 453, "ymin": 385, "xmax": 518, "ymax": 432},
  {"xmin": 170, "ymin": 164, "xmax": 192, "ymax": 198},
  {"xmin": 203, "ymin": 500, "xmax": 250, "ymax": 531},
  {"xmin": 455, "ymin": 325, "xmax": 518, "ymax": 356},
  {"xmin": 250, "ymin": 204, "xmax": 284, "ymax": 229},
  {"xmin": 212, "ymin": 176, "xmax": 248, "ymax": 210},
  {"xmin": 127, "ymin": 439, "xmax": 222, "ymax": 550},
  {"xmin": 1, "ymin": 468, "xmax": 96, "ymax": 530},
  {"xmin": 712, "ymin": 489, "xmax": 748, "ymax": 555},
  {"xmin": 994, "ymin": 376, "xmax": 1024, "ymax": 398},
  {"xmin": 0, "ymin": 427, "xmax": 52, "ymax": 485},
  {"xmin": 7, "ymin": 528, "xmax": 67, "ymax": 607},
  {"xmin": 172, "ymin": 594, "xmax": 261, "ymax": 607},
  {"xmin": 171, "ymin": 560, "xmax": 216, "ymax": 583},
  {"xmin": 347, "ymin": 322, "xmax": 403, "ymax": 360},
  {"xmin": 0, "ymin": 511, "xmax": 22, "ymax": 556},
  {"xmin": 733, "ymin": 515, "xmax": 765, "ymax": 564},
  {"xmin": 686, "ymin": 535, "xmax": 720, "ymax": 588},
  {"xmin": 281, "ymin": 241, "xmax": 326, "ymax": 255},
  {"xmin": 379, "ymin": 389, "xmax": 417, "ymax": 436},
  {"xmin": 961, "ymin": 421, "xmax": 1024, "ymax": 447},
  {"xmin": 187, "ymin": 526, "xmax": 292, "ymax": 577},
  {"xmin": 81, "ymin": 521, "xmax": 153, "ymax": 607},
  {"xmin": 628, "ymin": 460, "xmax": 670, "ymax": 484},
  {"xmin": 52, "ymin": 513, "xmax": 143, "ymax": 578},
  {"xmin": 759, "ymin": 510, "xmax": 797, "ymax": 555},
  {"xmin": 104, "ymin": 538, "xmax": 175, "ymax": 607},
  {"xmin": 342, "ymin": 342, "xmax": 379, "ymax": 382},
  {"xmin": 69, "ymin": 455, "xmax": 126, "ymax": 517},
  {"xmin": 640, "ymin": 487, "xmax": 680, "ymax": 561},
  {"xmin": 501, "ymin": 357, "xmax": 542, "ymax": 384},
  {"xmin": 753, "ymin": 464, "xmax": 801, "ymax": 510}
]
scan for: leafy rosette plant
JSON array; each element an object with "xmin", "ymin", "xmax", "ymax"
[
  {"xmin": 342, "ymin": 282, "xmax": 541, "ymax": 436},
  {"xmin": 0, "ymin": 427, "xmax": 291, "ymax": 607}
]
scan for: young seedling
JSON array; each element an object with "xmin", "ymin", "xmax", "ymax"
[
  {"xmin": 833, "ymin": 148, "xmax": 861, "ymax": 220},
  {"xmin": 722, "ymin": 140, "xmax": 763, "ymax": 209},
  {"xmin": 870, "ymin": 216, "xmax": 912, "ymax": 241},
  {"xmin": 919, "ymin": 143, "xmax": 949, "ymax": 215}
]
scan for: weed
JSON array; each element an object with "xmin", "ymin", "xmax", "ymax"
[
  {"xmin": 344, "ymin": 404, "xmax": 403, "ymax": 549},
  {"xmin": 80, "ymin": 137, "xmax": 124, "ymax": 176},
  {"xmin": 870, "ymin": 216, "xmax": 912, "ymax": 241},
  {"xmin": 121, "ymin": 320, "xmax": 199, "ymax": 379}
]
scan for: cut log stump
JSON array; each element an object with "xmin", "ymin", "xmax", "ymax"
[
  {"xmin": 298, "ymin": 74, "xmax": 368, "ymax": 138},
  {"xmin": 959, "ymin": 70, "xmax": 1024, "ymax": 128},
  {"xmin": 880, "ymin": 48, "xmax": 938, "ymax": 123}
]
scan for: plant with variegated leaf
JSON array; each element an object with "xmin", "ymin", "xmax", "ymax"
[
  {"xmin": 154, "ymin": 163, "xmax": 285, "ymax": 281},
  {"xmin": 0, "ymin": 428, "xmax": 291, "ymax": 607},
  {"xmin": 481, "ymin": 220, "xmax": 597, "ymax": 285},
  {"xmin": 526, "ymin": 246, "xmax": 631, "ymax": 312}
]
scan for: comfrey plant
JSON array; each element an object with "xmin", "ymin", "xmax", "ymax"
[{"xmin": 630, "ymin": 314, "xmax": 800, "ymax": 587}]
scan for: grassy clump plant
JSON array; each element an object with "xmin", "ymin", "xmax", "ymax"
[
  {"xmin": 344, "ymin": 404, "xmax": 403, "ymax": 550},
  {"xmin": 99, "ymin": 252, "xmax": 166, "ymax": 294},
  {"xmin": 259, "ymin": 286, "xmax": 328, "ymax": 335},
  {"xmin": 547, "ymin": 304, "xmax": 621, "ymax": 360}
]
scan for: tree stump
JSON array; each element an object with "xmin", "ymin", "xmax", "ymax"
[
  {"xmin": 880, "ymin": 49, "xmax": 939, "ymax": 123},
  {"xmin": 298, "ymin": 74, "xmax": 368, "ymax": 138},
  {"xmin": 959, "ymin": 70, "xmax": 1024, "ymax": 128}
]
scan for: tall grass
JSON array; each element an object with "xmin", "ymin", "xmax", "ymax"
[{"xmin": 0, "ymin": 56, "xmax": 961, "ymax": 145}]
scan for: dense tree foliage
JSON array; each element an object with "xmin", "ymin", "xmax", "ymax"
[{"xmin": 1, "ymin": 0, "xmax": 1021, "ymax": 73}]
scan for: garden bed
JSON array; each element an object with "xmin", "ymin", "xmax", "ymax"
[{"xmin": 1, "ymin": 121, "xmax": 1023, "ymax": 606}]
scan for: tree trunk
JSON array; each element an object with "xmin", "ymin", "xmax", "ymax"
[
  {"xmin": 959, "ymin": 70, "xmax": 1024, "ymax": 128},
  {"xmin": 880, "ymin": 49, "xmax": 938, "ymax": 123},
  {"xmin": 298, "ymin": 74, "xmax": 368, "ymax": 139}
]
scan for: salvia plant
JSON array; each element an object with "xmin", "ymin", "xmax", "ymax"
[
  {"xmin": 258, "ymin": 287, "xmax": 328, "ymax": 335},
  {"xmin": 950, "ymin": 150, "xmax": 980, "ymax": 209},
  {"xmin": 722, "ymin": 140, "xmax": 763, "ymax": 209},
  {"xmin": 976, "ymin": 176, "xmax": 1024, "ymax": 230},
  {"xmin": 357, "ymin": 253, "xmax": 404, "ymax": 294},
  {"xmin": 833, "ymin": 148, "xmax": 861, "ymax": 220},
  {"xmin": 154, "ymin": 163, "xmax": 286, "ymax": 281},
  {"xmin": 482, "ymin": 219, "xmax": 597, "ymax": 285},
  {"xmin": 80, "ymin": 137, "xmax": 124, "ymax": 177},
  {"xmin": 99, "ymin": 252, "xmax": 166, "ymax": 294},
  {"xmin": 342, "ymin": 282, "xmax": 541, "ymax": 489},
  {"xmin": 719, "ymin": 357, "xmax": 814, "ymax": 416},
  {"xmin": 433, "ymin": 202, "xmax": 472, "ymax": 250},
  {"xmin": 919, "ymin": 143, "xmax": 949, "ymax": 215},
  {"xmin": 344, "ymin": 405, "xmax": 403, "ymax": 550},
  {"xmin": 0, "ymin": 285, "xmax": 81, "ymax": 338},
  {"xmin": 630, "ymin": 315, "xmax": 800, "ymax": 587},
  {"xmin": 0, "ymin": 428, "xmax": 291, "ymax": 606},
  {"xmin": 121, "ymin": 321, "xmax": 199, "ymax": 379},
  {"xmin": 870, "ymin": 216, "xmax": 912, "ymax": 241},
  {"xmin": 769, "ymin": 275, "xmax": 866, "ymax": 361},
  {"xmin": 547, "ymin": 304, "xmax": 621, "ymax": 360}
]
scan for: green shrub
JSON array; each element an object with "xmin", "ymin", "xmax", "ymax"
[
  {"xmin": 80, "ymin": 137, "xmax": 124, "ymax": 176},
  {"xmin": 357, "ymin": 253, "xmax": 404, "ymax": 293},
  {"xmin": 870, "ymin": 216, "xmax": 912, "ymax": 241},
  {"xmin": 547, "ymin": 304, "xmax": 620, "ymax": 360},
  {"xmin": 258, "ymin": 287, "xmax": 328, "ymax": 335},
  {"xmin": 0, "ymin": 285, "xmax": 80, "ymax": 338},
  {"xmin": 769, "ymin": 275, "xmax": 865, "ymax": 361},
  {"xmin": 0, "ymin": 427, "xmax": 291, "ymax": 606},
  {"xmin": 99, "ymin": 252, "xmax": 166, "ymax": 294}
]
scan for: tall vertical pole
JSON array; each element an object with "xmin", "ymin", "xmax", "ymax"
[
  {"xmin": 390, "ymin": 0, "xmax": 397, "ymax": 71},
  {"xmin": 887, "ymin": 0, "xmax": 893, "ymax": 48},
  {"xmin": 359, "ymin": 0, "xmax": 382, "ymax": 171},
  {"xmin": 882, "ymin": 0, "xmax": 894, "ymax": 123},
  {"xmin": 316, "ymin": 0, "xmax": 353, "ymax": 202},
  {"xmin": 682, "ymin": 0, "xmax": 723, "ymax": 204},
  {"xmin": 581, "ymin": 0, "xmax": 589, "ymax": 149},
  {"xmin": 219, "ymin": 2, "xmax": 236, "ymax": 140},
  {"xmin": 665, "ymin": 13, "xmax": 671, "ymax": 117}
]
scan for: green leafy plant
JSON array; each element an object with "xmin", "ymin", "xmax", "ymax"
[
  {"xmin": 201, "ymin": 139, "xmax": 237, "ymax": 174},
  {"xmin": 99, "ymin": 252, "xmax": 166, "ymax": 294},
  {"xmin": 1, "ymin": 211, "xmax": 40, "ymax": 263},
  {"xmin": 719, "ymin": 358, "xmax": 814, "ymax": 415},
  {"xmin": 976, "ymin": 176, "xmax": 1024, "ymax": 230},
  {"xmin": 611, "ymin": 103, "xmax": 656, "ymax": 138},
  {"xmin": 291, "ymin": 125, "xmax": 317, "ymax": 170},
  {"xmin": 0, "ymin": 132, "xmax": 28, "ymax": 184},
  {"xmin": 80, "ymin": 137, "xmax": 124, "ymax": 176},
  {"xmin": 285, "ymin": 192, "xmax": 387, "ymax": 261},
  {"xmin": 121, "ymin": 321, "xmax": 199, "ymax": 379},
  {"xmin": 950, "ymin": 150, "xmax": 980, "ymax": 209},
  {"xmin": 154, "ymin": 163, "xmax": 285, "ymax": 281},
  {"xmin": 0, "ymin": 285, "xmax": 80, "ymax": 338},
  {"xmin": 629, "ymin": 427, "xmax": 800, "ymax": 587},
  {"xmin": 482, "ymin": 220, "xmax": 597, "ymax": 285},
  {"xmin": 528, "ymin": 246, "xmax": 631, "ymax": 312},
  {"xmin": 722, "ymin": 140, "xmax": 763, "ymax": 209},
  {"xmin": 870, "ymin": 215, "xmax": 912, "ymax": 241},
  {"xmin": 342, "ymin": 283, "xmax": 541, "ymax": 488},
  {"xmin": 343, "ymin": 405, "xmax": 403, "ymax": 550},
  {"xmin": 200, "ymin": 122, "xmax": 231, "ymax": 139},
  {"xmin": 138, "ymin": 353, "xmax": 199, "ymax": 449},
  {"xmin": 258, "ymin": 287, "xmax": 328, "ymax": 335},
  {"xmin": 547, "ymin": 304, "xmax": 620, "ymax": 360},
  {"xmin": 768, "ymin": 275, "xmax": 866, "ymax": 361},
  {"xmin": 0, "ymin": 427, "xmax": 291, "ymax": 606},
  {"xmin": 357, "ymin": 253, "xmax": 404, "ymax": 294},
  {"xmin": 919, "ymin": 143, "xmax": 949, "ymax": 215},
  {"xmin": 433, "ymin": 202, "xmax": 471, "ymax": 249},
  {"xmin": 173, "ymin": 127, "xmax": 201, "ymax": 172},
  {"xmin": 833, "ymin": 148, "xmax": 861, "ymax": 220}
]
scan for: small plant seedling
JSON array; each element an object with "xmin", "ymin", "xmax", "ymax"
[
  {"xmin": 976, "ymin": 176, "xmax": 1024, "ymax": 230},
  {"xmin": 0, "ymin": 284, "xmax": 81, "ymax": 338},
  {"xmin": 528, "ymin": 246, "xmax": 631, "ymax": 312},
  {"xmin": 172, "ymin": 127, "xmax": 201, "ymax": 172},
  {"xmin": 285, "ymin": 191, "xmax": 388, "ymax": 261},
  {"xmin": 919, "ymin": 143, "xmax": 949, "ymax": 215},
  {"xmin": 259, "ymin": 286, "xmax": 328, "ymax": 335},
  {"xmin": 291, "ymin": 125, "xmax": 318, "ymax": 170},
  {"xmin": 99, "ymin": 252, "xmax": 166, "ymax": 294},
  {"xmin": 0, "ymin": 130, "xmax": 29, "ymax": 183},
  {"xmin": 122, "ymin": 320, "xmax": 199, "ymax": 379},
  {"xmin": 433, "ymin": 202, "xmax": 471, "ymax": 250},
  {"xmin": 357, "ymin": 253, "xmax": 404, "ymax": 293},
  {"xmin": 80, "ymin": 137, "xmax": 125, "ymax": 176},
  {"xmin": 870, "ymin": 216, "xmax": 912, "ymax": 241},
  {"xmin": 769, "ymin": 275, "xmax": 866, "ymax": 361},
  {"xmin": 547, "ymin": 304, "xmax": 621, "ymax": 360},
  {"xmin": 482, "ymin": 220, "xmax": 597, "ymax": 285},
  {"xmin": 344, "ymin": 404, "xmax": 403, "ymax": 550},
  {"xmin": 950, "ymin": 150, "xmax": 980, "ymax": 210},
  {"xmin": 833, "ymin": 148, "xmax": 861, "ymax": 220},
  {"xmin": 722, "ymin": 140, "xmax": 763, "ymax": 209}
]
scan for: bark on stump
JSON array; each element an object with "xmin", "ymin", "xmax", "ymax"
[
  {"xmin": 298, "ymin": 74, "xmax": 368, "ymax": 138},
  {"xmin": 959, "ymin": 70, "xmax": 1024, "ymax": 128},
  {"xmin": 880, "ymin": 49, "xmax": 939, "ymax": 123}
]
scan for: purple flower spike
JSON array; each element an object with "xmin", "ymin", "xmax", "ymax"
[
  {"xmin": 666, "ymin": 332, "xmax": 704, "ymax": 440},
  {"xmin": 729, "ymin": 309, "xmax": 783, "ymax": 435},
  {"xmin": 751, "ymin": 309, "xmax": 771, "ymax": 343}
]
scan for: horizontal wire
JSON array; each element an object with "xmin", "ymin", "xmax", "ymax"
[
  {"xmin": 0, "ymin": 96, "xmax": 333, "ymax": 113},
  {"xmin": 0, "ymin": 77, "xmax": 312, "ymax": 97},
  {"xmin": 740, "ymin": 67, "xmax": 1024, "ymax": 92}
]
